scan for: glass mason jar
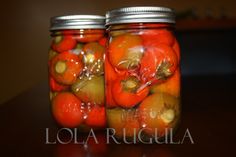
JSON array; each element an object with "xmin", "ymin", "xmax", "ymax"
[
  {"xmin": 105, "ymin": 7, "xmax": 181, "ymax": 141},
  {"xmin": 48, "ymin": 15, "xmax": 107, "ymax": 130}
]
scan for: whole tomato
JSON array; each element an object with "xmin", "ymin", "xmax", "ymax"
[{"xmin": 52, "ymin": 92, "xmax": 83, "ymax": 128}]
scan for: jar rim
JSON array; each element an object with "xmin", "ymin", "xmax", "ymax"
[
  {"xmin": 106, "ymin": 6, "xmax": 175, "ymax": 25},
  {"xmin": 50, "ymin": 15, "xmax": 105, "ymax": 31}
]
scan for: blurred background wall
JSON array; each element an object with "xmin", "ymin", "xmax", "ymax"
[{"xmin": 0, "ymin": 0, "xmax": 235, "ymax": 104}]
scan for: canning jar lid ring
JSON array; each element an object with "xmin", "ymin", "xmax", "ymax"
[
  {"xmin": 106, "ymin": 6, "xmax": 175, "ymax": 25},
  {"xmin": 50, "ymin": 15, "xmax": 106, "ymax": 31}
]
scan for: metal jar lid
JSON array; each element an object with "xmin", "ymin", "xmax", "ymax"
[
  {"xmin": 106, "ymin": 6, "xmax": 175, "ymax": 25},
  {"xmin": 50, "ymin": 15, "xmax": 105, "ymax": 31}
]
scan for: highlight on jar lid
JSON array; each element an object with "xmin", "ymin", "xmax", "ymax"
[
  {"xmin": 106, "ymin": 6, "xmax": 175, "ymax": 25},
  {"xmin": 50, "ymin": 15, "xmax": 105, "ymax": 31}
]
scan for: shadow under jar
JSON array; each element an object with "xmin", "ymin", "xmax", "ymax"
[
  {"xmin": 48, "ymin": 15, "xmax": 107, "ymax": 131},
  {"xmin": 105, "ymin": 7, "xmax": 181, "ymax": 142}
]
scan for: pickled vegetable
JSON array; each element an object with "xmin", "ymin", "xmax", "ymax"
[
  {"xmin": 71, "ymin": 76, "xmax": 104, "ymax": 105},
  {"xmin": 150, "ymin": 69, "xmax": 180, "ymax": 97},
  {"xmin": 70, "ymin": 43, "xmax": 84, "ymax": 56},
  {"xmin": 108, "ymin": 34, "xmax": 143, "ymax": 70},
  {"xmin": 52, "ymin": 34, "xmax": 77, "ymax": 53},
  {"xmin": 138, "ymin": 93, "xmax": 180, "ymax": 136},
  {"xmin": 52, "ymin": 92, "xmax": 83, "ymax": 128},
  {"xmin": 112, "ymin": 76, "xmax": 149, "ymax": 108},
  {"xmin": 48, "ymin": 49, "xmax": 58, "ymax": 60},
  {"xmin": 83, "ymin": 42, "xmax": 104, "ymax": 75},
  {"xmin": 49, "ymin": 76, "xmax": 68, "ymax": 92},
  {"xmin": 140, "ymin": 43, "xmax": 178, "ymax": 84},
  {"xmin": 141, "ymin": 29, "xmax": 175, "ymax": 46},
  {"xmin": 85, "ymin": 106, "xmax": 106, "ymax": 127},
  {"xmin": 50, "ymin": 51, "xmax": 83, "ymax": 85}
]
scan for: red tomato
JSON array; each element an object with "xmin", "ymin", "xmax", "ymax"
[{"xmin": 52, "ymin": 92, "xmax": 83, "ymax": 128}]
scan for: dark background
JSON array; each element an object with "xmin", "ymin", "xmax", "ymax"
[{"xmin": 179, "ymin": 30, "xmax": 235, "ymax": 76}]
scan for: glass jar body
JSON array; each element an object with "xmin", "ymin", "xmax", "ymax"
[
  {"xmin": 105, "ymin": 23, "xmax": 181, "ymax": 141},
  {"xmin": 48, "ymin": 29, "xmax": 106, "ymax": 131}
]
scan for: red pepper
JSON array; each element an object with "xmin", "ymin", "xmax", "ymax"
[
  {"xmin": 141, "ymin": 29, "xmax": 175, "ymax": 46},
  {"xmin": 49, "ymin": 76, "xmax": 68, "ymax": 92},
  {"xmin": 140, "ymin": 43, "xmax": 178, "ymax": 84},
  {"xmin": 150, "ymin": 68, "xmax": 181, "ymax": 97},
  {"xmin": 52, "ymin": 33, "xmax": 77, "ymax": 53},
  {"xmin": 112, "ymin": 76, "xmax": 149, "ymax": 108},
  {"xmin": 50, "ymin": 51, "xmax": 83, "ymax": 85}
]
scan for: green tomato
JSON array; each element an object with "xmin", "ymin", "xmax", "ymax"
[{"xmin": 71, "ymin": 76, "xmax": 104, "ymax": 105}]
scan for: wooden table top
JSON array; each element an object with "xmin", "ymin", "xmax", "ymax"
[{"xmin": 0, "ymin": 75, "xmax": 235, "ymax": 157}]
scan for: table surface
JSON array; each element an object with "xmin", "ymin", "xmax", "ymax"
[{"xmin": 0, "ymin": 75, "xmax": 235, "ymax": 157}]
